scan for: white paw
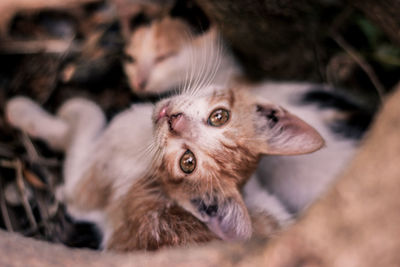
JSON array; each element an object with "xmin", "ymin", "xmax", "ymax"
[
  {"xmin": 6, "ymin": 97, "xmax": 69, "ymax": 150},
  {"xmin": 6, "ymin": 97, "xmax": 43, "ymax": 136}
]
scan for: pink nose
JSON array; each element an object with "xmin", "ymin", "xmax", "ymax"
[
  {"xmin": 134, "ymin": 78, "xmax": 147, "ymax": 91},
  {"xmin": 168, "ymin": 113, "xmax": 186, "ymax": 133}
]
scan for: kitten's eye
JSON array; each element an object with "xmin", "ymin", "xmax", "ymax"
[
  {"xmin": 180, "ymin": 150, "xmax": 196, "ymax": 174},
  {"xmin": 123, "ymin": 53, "xmax": 135, "ymax": 63},
  {"xmin": 208, "ymin": 108, "xmax": 230, "ymax": 127}
]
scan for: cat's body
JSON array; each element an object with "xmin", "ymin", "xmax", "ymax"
[{"xmin": 6, "ymin": 85, "xmax": 323, "ymax": 250}]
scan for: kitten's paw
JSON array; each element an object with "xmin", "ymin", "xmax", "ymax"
[
  {"xmin": 6, "ymin": 97, "xmax": 68, "ymax": 149},
  {"xmin": 6, "ymin": 97, "xmax": 44, "ymax": 136}
]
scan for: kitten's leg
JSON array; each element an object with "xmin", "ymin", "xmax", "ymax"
[
  {"xmin": 55, "ymin": 98, "xmax": 106, "ymax": 201},
  {"xmin": 243, "ymin": 174, "xmax": 293, "ymax": 228},
  {"xmin": 7, "ymin": 97, "xmax": 107, "ymax": 230},
  {"xmin": 6, "ymin": 97, "xmax": 106, "ymax": 200},
  {"xmin": 6, "ymin": 97, "xmax": 69, "ymax": 150}
]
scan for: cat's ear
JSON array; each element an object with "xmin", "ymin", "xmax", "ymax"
[
  {"xmin": 207, "ymin": 195, "xmax": 252, "ymax": 241},
  {"xmin": 191, "ymin": 191, "xmax": 252, "ymax": 241},
  {"xmin": 253, "ymin": 103, "xmax": 324, "ymax": 156}
]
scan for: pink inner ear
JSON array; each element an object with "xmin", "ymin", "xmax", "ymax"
[
  {"xmin": 257, "ymin": 105, "xmax": 325, "ymax": 156},
  {"xmin": 205, "ymin": 197, "xmax": 252, "ymax": 241}
]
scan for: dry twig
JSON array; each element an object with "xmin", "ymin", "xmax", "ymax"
[
  {"xmin": 14, "ymin": 159, "xmax": 38, "ymax": 230},
  {"xmin": 332, "ymin": 34, "xmax": 386, "ymax": 103},
  {"xmin": 0, "ymin": 180, "xmax": 13, "ymax": 232},
  {"xmin": 21, "ymin": 133, "xmax": 60, "ymax": 168}
]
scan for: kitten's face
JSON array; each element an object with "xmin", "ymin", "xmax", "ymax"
[
  {"xmin": 151, "ymin": 87, "xmax": 325, "ymax": 241},
  {"xmin": 123, "ymin": 17, "xmax": 192, "ymax": 95}
]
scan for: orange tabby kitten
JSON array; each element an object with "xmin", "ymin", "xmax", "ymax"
[{"xmin": 6, "ymin": 86, "xmax": 323, "ymax": 250}]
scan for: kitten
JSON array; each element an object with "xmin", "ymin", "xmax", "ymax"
[
  {"xmin": 123, "ymin": 16, "xmax": 240, "ymax": 96},
  {"xmin": 6, "ymin": 86, "xmax": 323, "ymax": 251}
]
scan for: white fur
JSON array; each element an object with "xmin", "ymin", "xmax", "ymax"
[
  {"xmin": 61, "ymin": 102, "xmax": 156, "ymax": 202},
  {"xmin": 252, "ymin": 82, "xmax": 358, "ymax": 213},
  {"xmin": 6, "ymin": 97, "xmax": 68, "ymax": 150},
  {"xmin": 243, "ymin": 174, "xmax": 292, "ymax": 226},
  {"xmin": 124, "ymin": 26, "xmax": 241, "ymax": 95},
  {"xmin": 93, "ymin": 103, "xmax": 155, "ymax": 200},
  {"xmin": 57, "ymin": 99, "xmax": 107, "ymax": 200}
]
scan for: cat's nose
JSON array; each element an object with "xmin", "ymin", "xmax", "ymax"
[
  {"xmin": 168, "ymin": 113, "xmax": 186, "ymax": 133},
  {"xmin": 134, "ymin": 78, "xmax": 147, "ymax": 91}
]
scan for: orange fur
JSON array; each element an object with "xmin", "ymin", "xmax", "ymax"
[{"xmin": 106, "ymin": 176, "xmax": 217, "ymax": 251}]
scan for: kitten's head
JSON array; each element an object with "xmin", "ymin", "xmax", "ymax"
[
  {"xmin": 123, "ymin": 16, "xmax": 193, "ymax": 95},
  {"xmin": 151, "ymin": 87, "xmax": 324, "ymax": 241}
]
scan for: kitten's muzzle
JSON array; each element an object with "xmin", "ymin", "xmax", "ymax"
[{"xmin": 154, "ymin": 102, "xmax": 186, "ymax": 134}]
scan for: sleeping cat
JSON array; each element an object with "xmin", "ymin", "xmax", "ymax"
[
  {"xmin": 6, "ymin": 86, "xmax": 323, "ymax": 251},
  {"xmin": 123, "ymin": 16, "xmax": 240, "ymax": 96}
]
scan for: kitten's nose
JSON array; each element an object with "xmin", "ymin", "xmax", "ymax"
[{"xmin": 168, "ymin": 113, "xmax": 186, "ymax": 133}]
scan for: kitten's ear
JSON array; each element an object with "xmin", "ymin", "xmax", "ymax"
[
  {"xmin": 192, "ymin": 190, "xmax": 252, "ymax": 241},
  {"xmin": 254, "ymin": 103, "xmax": 324, "ymax": 155},
  {"xmin": 206, "ymin": 195, "xmax": 252, "ymax": 242}
]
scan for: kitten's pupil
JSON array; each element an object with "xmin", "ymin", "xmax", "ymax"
[
  {"xmin": 208, "ymin": 109, "xmax": 230, "ymax": 127},
  {"xmin": 180, "ymin": 150, "xmax": 196, "ymax": 174}
]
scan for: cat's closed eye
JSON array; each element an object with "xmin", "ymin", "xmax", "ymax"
[
  {"xmin": 155, "ymin": 52, "xmax": 176, "ymax": 64},
  {"xmin": 180, "ymin": 149, "xmax": 196, "ymax": 173},
  {"xmin": 208, "ymin": 108, "xmax": 230, "ymax": 127},
  {"xmin": 123, "ymin": 53, "xmax": 136, "ymax": 64}
]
